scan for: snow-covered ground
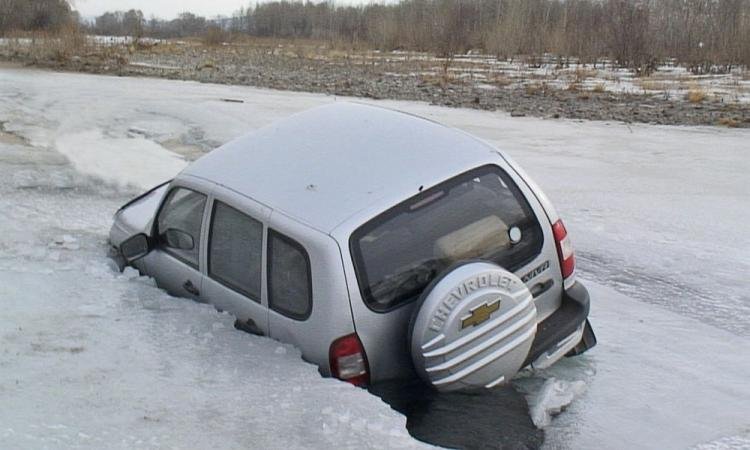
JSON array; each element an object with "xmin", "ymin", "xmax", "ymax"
[
  {"xmin": 0, "ymin": 67, "xmax": 748, "ymax": 449},
  {"xmin": 361, "ymin": 50, "xmax": 750, "ymax": 103},
  {"xmin": 0, "ymin": 35, "xmax": 165, "ymax": 47}
]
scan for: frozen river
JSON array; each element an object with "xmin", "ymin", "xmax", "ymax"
[{"xmin": 0, "ymin": 66, "xmax": 748, "ymax": 449}]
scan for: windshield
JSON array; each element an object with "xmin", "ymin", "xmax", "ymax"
[{"xmin": 350, "ymin": 165, "xmax": 543, "ymax": 312}]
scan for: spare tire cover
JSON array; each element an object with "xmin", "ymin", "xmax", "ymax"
[{"xmin": 410, "ymin": 261, "xmax": 537, "ymax": 392}]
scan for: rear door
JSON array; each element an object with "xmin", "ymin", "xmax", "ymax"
[
  {"xmin": 337, "ymin": 162, "xmax": 560, "ymax": 381},
  {"xmin": 265, "ymin": 213, "xmax": 356, "ymax": 373},
  {"xmin": 145, "ymin": 182, "xmax": 210, "ymax": 301},
  {"xmin": 201, "ymin": 186, "xmax": 271, "ymax": 335}
]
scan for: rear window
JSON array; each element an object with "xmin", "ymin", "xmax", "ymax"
[
  {"xmin": 268, "ymin": 230, "xmax": 312, "ymax": 320},
  {"xmin": 350, "ymin": 165, "xmax": 543, "ymax": 312}
]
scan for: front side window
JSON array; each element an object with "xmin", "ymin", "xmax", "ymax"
[
  {"xmin": 156, "ymin": 187, "xmax": 207, "ymax": 268},
  {"xmin": 268, "ymin": 230, "xmax": 312, "ymax": 320},
  {"xmin": 351, "ymin": 165, "xmax": 543, "ymax": 312},
  {"xmin": 208, "ymin": 201, "xmax": 263, "ymax": 301}
]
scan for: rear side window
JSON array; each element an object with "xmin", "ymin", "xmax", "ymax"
[
  {"xmin": 208, "ymin": 201, "xmax": 263, "ymax": 301},
  {"xmin": 156, "ymin": 187, "xmax": 207, "ymax": 268},
  {"xmin": 351, "ymin": 165, "xmax": 543, "ymax": 312},
  {"xmin": 268, "ymin": 230, "xmax": 312, "ymax": 320}
]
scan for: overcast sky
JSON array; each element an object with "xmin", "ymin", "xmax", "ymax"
[{"xmin": 72, "ymin": 0, "xmax": 253, "ymax": 20}]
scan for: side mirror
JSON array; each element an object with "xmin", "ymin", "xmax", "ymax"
[
  {"xmin": 120, "ymin": 233, "xmax": 152, "ymax": 262},
  {"xmin": 163, "ymin": 228, "xmax": 194, "ymax": 250}
]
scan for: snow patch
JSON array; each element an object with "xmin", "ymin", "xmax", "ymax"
[
  {"xmin": 527, "ymin": 378, "xmax": 587, "ymax": 428},
  {"xmin": 693, "ymin": 433, "xmax": 750, "ymax": 450},
  {"xmin": 48, "ymin": 234, "xmax": 79, "ymax": 250},
  {"xmin": 55, "ymin": 130, "xmax": 187, "ymax": 190}
]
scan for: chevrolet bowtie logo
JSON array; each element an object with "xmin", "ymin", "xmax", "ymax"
[{"xmin": 461, "ymin": 299, "xmax": 501, "ymax": 329}]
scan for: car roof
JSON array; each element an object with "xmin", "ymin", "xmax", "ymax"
[{"xmin": 181, "ymin": 102, "xmax": 500, "ymax": 233}]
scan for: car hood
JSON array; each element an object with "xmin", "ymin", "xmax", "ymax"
[{"xmin": 109, "ymin": 184, "xmax": 169, "ymax": 247}]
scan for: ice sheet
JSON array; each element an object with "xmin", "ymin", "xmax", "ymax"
[{"xmin": 0, "ymin": 67, "xmax": 748, "ymax": 449}]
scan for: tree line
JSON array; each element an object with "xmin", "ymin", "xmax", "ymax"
[
  {"xmin": 242, "ymin": 0, "xmax": 750, "ymax": 72},
  {"xmin": 0, "ymin": 0, "xmax": 76, "ymax": 34},
  {"xmin": 3, "ymin": 0, "xmax": 749, "ymax": 73}
]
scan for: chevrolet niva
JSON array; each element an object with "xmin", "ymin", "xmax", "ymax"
[{"xmin": 110, "ymin": 103, "xmax": 596, "ymax": 392}]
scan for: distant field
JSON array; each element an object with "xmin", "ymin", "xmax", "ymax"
[{"xmin": 1, "ymin": 35, "xmax": 748, "ymax": 127}]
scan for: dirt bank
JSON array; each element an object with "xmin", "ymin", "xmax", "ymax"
[{"xmin": 2, "ymin": 41, "xmax": 748, "ymax": 127}]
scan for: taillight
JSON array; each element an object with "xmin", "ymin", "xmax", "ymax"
[
  {"xmin": 552, "ymin": 219, "xmax": 575, "ymax": 280},
  {"xmin": 329, "ymin": 333, "xmax": 369, "ymax": 386}
]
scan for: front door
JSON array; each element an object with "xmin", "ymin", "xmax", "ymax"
[{"xmin": 146, "ymin": 186, "xmax": 207, "ymax": 300}]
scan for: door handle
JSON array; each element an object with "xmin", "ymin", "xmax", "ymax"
[
  {"xmin": 530, "ymin": 279, "xmax": 553, "ymax": 298},
  {"xmin": 183, "ymin": 279, "xmax": 200, "ymax": 296}
]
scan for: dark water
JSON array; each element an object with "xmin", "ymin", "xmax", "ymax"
[{"xmin": 370, "ymin": 379, "xmax": 543, "ymax": 449}]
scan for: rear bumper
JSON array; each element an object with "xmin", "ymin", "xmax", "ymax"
[{"xmin": 523, "ymin": 281, "xmax": 595, "ymax": 368}]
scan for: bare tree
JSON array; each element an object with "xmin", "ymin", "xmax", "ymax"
[
  {"xmin": 122, "ymin": 9, "xmax": 144, "ymax": 40},
  {"xmin": 0, "ymin": 0, "xmax": 74, "ymax": 35},
  {"xmin": 605, "ymin": 0, "xmax": 653, "ymax": 72},
  {"xmin": 72, "ymin": 0, "xmax": 750, "ymax": 70}
]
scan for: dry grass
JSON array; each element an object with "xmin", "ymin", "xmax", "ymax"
[
  {"xmin": 645, "ymin": 72, "xmax": 693, "ymax": 82},
  {"xmin": 489, "ymin": 73, "xmax": 513, "ymax": 87},
  {"xmin": 525, "ymin": 82, "xmax": 548, "ymax": 95},
  {"xmin": 717, "ymin": 117, "xmax": 740, "ymax": 127},
  {"xmin": 144, "ymin": 41, "xmax": 187, "ymax": 55},
  {"xmin": 196, "ymin": 61, "xmax": 217, "ymax": 70},
  {"xmin": 686, "ymin": 88, "xmax": 708, "ymax": 103},
  {"xmin": 639, "ymin": 79, "xmax": 671, "ymax": 91},
  {"xmin": 203, "ymin": 26, "xmax": 228, "ymax": 46},
  {"xmin": 566, "ymin": 82, "xmax": 580, "ymax": 92},
  {"xmin": 4, "ymin": 28, "xmax": 141, "ymax": 70},
  {"xmin": 600, "ymin": 72, "xmax": 622, "ymax": 82},
  {"xmin": 325, "ymin": 48, "xmax": 355, "ymax": 59},
  {"xmin": 592, "ymin": 83, "xmax": 606, "ymax": 93},
  {"xmin": 3, "ymin": 26, "xmax": 107, "ymax": 64},
  {"xmin": 574, "ymin": 67, "xmax": 597, "ymax": 83},
  {"xmin": 420, "ymin": 71, "xmax": 460, "ymax": 88}
]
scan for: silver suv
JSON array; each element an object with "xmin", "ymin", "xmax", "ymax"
[{"xmin": 110, "ymin": 103, "xmax": 596, "ymax": 392}]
